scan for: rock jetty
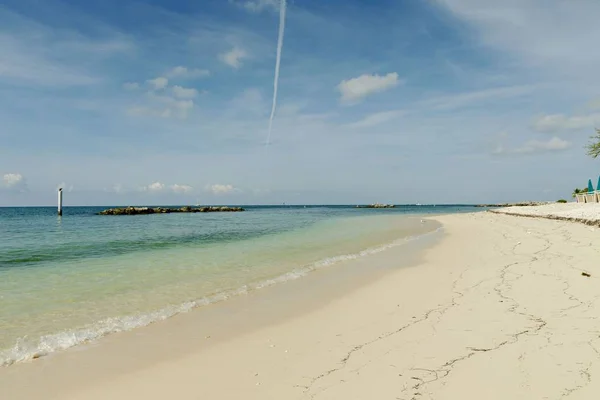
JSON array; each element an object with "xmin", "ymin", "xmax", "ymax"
[
  {"xmin": 356, "ymin": 203, "xmax": 396, "ymax": 209},
  {"xmin": 98, "ymin": 206, "xmax": 244, "ymax": 215}
]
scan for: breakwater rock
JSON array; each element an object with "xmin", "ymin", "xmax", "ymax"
[
  {"xmin": 356, "ymin": 203, "xmax": 396, "ymax": 209},
  {"xmin": 98, "ymin": 206, "xmax": 245, "ymax": 215}
]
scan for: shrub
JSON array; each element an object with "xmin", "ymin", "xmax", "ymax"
[{"xmin": 557, "ymin": 199, "xmax": 568, "ymax": 203}]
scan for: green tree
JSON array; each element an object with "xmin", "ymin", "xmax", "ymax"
[
  {"xmin": 586, "ymin": 128, "xmax": 600, "ymax": 158},
  {"xmin": 573, "ymin": 188, "xmax": 582, "ymax": 198}
]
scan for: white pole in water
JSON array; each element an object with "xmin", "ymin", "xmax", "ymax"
[{"xmin": 58, "ymin": 188, "xmax": 63, "ymax": 216}]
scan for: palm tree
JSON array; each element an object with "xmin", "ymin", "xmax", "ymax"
[
  {"xmin": 586, "ymin": 128, "xmax": 600, "ymax": 158},
  {"xmin": 573, "ymin": 188, "xmax": 582, "ymax": 198}
]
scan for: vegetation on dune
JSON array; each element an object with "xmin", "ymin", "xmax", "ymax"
[
  {"xmin": 570, "ymin": 128, "xmax": 600, "ymax": 201},
  {"xmin": 572, "ymin": 187, "xmax": 591, "ymax": 197}
]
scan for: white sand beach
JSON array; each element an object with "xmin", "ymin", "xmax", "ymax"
[
  {"xmin": 3, "ymin": 210, "xmax": 600, "ymax": 399},
  {"xmin": 493, "ymin": 202, "xmax": 600, "ymax": 223}
]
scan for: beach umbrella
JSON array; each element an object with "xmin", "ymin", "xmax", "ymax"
[
  {"xmin": 597, "ymin": 176, "xmax": 600, "ymax": 192},
  {"xmin": 589, "ymin": 179, "xmax": 594, "ymax": 193}
]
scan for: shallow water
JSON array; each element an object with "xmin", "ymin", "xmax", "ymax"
[{"xmin": 0, "ymin": 205, "xmax": 475, "ymax": 365}]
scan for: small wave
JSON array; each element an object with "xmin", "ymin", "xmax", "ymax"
[
  {"xmin": 0, "ymin": 286, "xmax": 249, "ymax": 367},
  {"xmin": 0, "ymin": 226, "xmax": 441, "ymax": 367}
]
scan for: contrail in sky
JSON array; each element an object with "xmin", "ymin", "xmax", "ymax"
[{"xmin": 265, "ymin": 0, "xmax": 287, "ymax": 147}]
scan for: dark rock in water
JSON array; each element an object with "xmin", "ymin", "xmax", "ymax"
[
  {"xmin": 98, "ymin": 206, "xmax": 244, "ymax": 215},
  {"xmin": 356, "ymin": 203, "xmax": 396, "ymax": 209}
]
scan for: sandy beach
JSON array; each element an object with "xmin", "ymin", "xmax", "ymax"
[
  {"xmin": 492, "ymin": 203, "xmax": 600, "ymax": 225},
  {"xmin": 3, "ymin": 210, "xmax": 600, "ymax": 399}
]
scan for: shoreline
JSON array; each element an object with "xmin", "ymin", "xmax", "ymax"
[
  {"xmin": 0, "ymin": 217, "xmax": 443, "ymax": 370},
  {"xmin": 3, "ymin": 211, "xmax": 600, "ymax": 399}
]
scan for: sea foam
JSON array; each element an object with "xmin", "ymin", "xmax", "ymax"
[{"xmin": 0, "ymin": 226, "xmax": 441, "ymax": 367}]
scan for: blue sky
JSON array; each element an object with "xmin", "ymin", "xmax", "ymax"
[{"xmin": 1, "ymin": 0, "xmax": 600, "ymax": 206}]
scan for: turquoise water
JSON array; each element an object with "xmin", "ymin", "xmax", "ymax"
[{"xmin": 0, "ymin": 205, "xmax": 476, "ymax": 365}]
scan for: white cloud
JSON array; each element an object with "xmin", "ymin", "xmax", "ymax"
[
  {"xmin": 171, "ymin": 184, "xmax": 194, "ymax": 194},
  {"xmin": 147, "ymin": 77, "xmax": 168, "ymax": 90},
  {"xmin": 123, "ymin": 82, "xmax": 140, "ymax": 90},
  {"xmin": 532, "ymin": 113, "xmax": 600, "ymax": 133},
  {"xmin": 3, "ymin": 173, "xmax": 24, "ymax": 187},
  {"xmin": 130, "ymin": 183, "xmax": 194, "ymax": 194},
  {"xmin": 142, "ymin": 182, "xmax": 166, "ymax": 192},
  {"xmin": 219, "ymin": 47, "xmax": 247, "ymax": 69},
  {"xmin": 2, "ymin": 173, "xmax": 28, "ymax": 192},
  {"xmin": 494, "ymin": 137, "xmax": 571, "ymax": 155},
  {"xmin": 206, "ymin": 184, "xmax": 239, "ymax": 195},
  {"xmin": 240, "ymin": 0, "xmax": 279, "ymax": 12},
  {"xmin": 346, "ymin": 110, "xmax": 405, "ymax": 128},
  {"xmin": 166, "ymin": 66, "xmax": 210, "ymax": 79},
  {"xmin": 172, "ymin": 85, "xmax": 199, "ymax": 99},
  {"xmin": 337, "ymin": 73, "xmax": 401, "ymax": 103}
]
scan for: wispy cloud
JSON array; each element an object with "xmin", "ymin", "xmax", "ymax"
[
  {"xmin": 219, "ymin": 47, "xmax": 247, "ymax": 69},
  {"xmin": 337, "ymin": 73, "xmax": 402, "ymax": 103},
  {"xmin": 0, "ymin": 34, "xmax": 99, "ymax": 87},
  {"xmin": 127, "ymin": 95, "xmax": 194, "ymax": 120},
  {"xmin": 126, "ymin": 70, "xmax": 196, "ymax": 119},
  {"xmin": 1, "ymin": 0, "xmax": 596, "ymax": 206},
  {"xmin": 238, "ymin": 0, "xmax": 280, "ymax": 13},
  {"xmin": 138, "ymin": 182, "xmax": 194, "ymax": 194},
  {"xmin": 2, "ymin": 173, "xmax": 28, "ymax": 192},
  {"xmin": 532, "ymin": 113, "xmax": 600, "ymax": 133},
  {"xmin": 172, "ymin": 85, "xmax": 199, "ymax": 99},
  {"xmin": 0, "ymin": 7, "xmax": 132, "ymax": 88},
  {"xmin": 494, "ymin": 137, "xmax": 571, "ymax": 156},
  {"xmin": 147, "ymin": 77, "xmax": 169, "ymax": 90},
  {"xmin": 106, "ymin": 184, "xmax": 123, "ymax": 194},
  {"xmin": 420, "ymin": 85, "xmax": 534, "ymax": 111},
  {"xmin": 123, "ymin": 82, "xmax": 140, "ymax": 90},
  {"xmin": 142, "ymin": 182, "xmax": 166, "ymax": 192},
  {"xmin": 433, "ymin": 0, "xmax": 600, "ymax": 80},
  {"xmin": 206, "ymin": 184, "xmax": 239, "ymax": 195},
  {"xmin": 346, "ymin": 110, "xmax": 406, "ymax": 128},
  {"xmin": 165, "ymin": 66, "xmax": 210, "ymax": 79},
  {"xmin": 171, "ymin": 184, "xmax": 194, "ymax": 194}
]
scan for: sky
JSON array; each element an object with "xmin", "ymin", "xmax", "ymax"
[{"xmin": 1, "ymin": 0, "xmax": 600, "ymax": 206}]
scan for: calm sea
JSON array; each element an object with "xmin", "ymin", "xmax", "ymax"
[{"xmin": 0, "ymin": 204, "xmax": 477, "ymax": 365}]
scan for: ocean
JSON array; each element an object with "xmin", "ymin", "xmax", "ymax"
[{"xmin": 0, "ymin": 205, "xmax": 477, "ymax": 366}]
